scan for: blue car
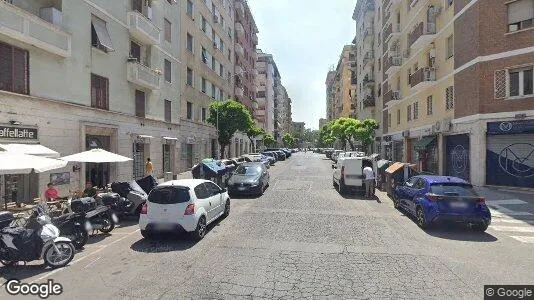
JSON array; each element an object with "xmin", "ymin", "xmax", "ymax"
[{"xmin": 393, "ymin": 176, "xmax": 491, "ymax": 231}]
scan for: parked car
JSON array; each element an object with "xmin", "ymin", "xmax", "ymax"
[
  {"xmin": 264, "ymin": 149, "xmax": 288, "ymax": 160},
  {"xmin": 331, "ymin": 150, "xmax": 344, "ymax": 162},
  {"xmin": 332, "ymin": 156, "xmax": 377, "ymax": 194},
  {"xmin": 393, "ymin": 176, "xmax": 491, "ymax": 231},
  {"xmin": 139, "ymin": 179, "xmax": 230, "ymax": 240},
  {"xmin": 260, "ymin": 151, "xmax": 278, "ymax": 163},
  {"xmin": 263, "ymin": 151, "xmax": 285, "ymax": 161},
  {"xmin": 227, "ymin": 163, "xmax": 270, "ymax": 196},
  {"xmin": 241, "ymin": 154, "xmax": 270, "ymax": 168},
  {"xmin": 280, "ymin": 148, "xmax": 292, "ymax": 158}
]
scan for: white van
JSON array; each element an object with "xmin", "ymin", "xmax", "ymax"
[{"xmin": 332, "ymin": 156, "xmax": 377, "ymax": 194}]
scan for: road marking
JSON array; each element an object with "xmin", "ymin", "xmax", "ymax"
[
  {"xmin": 490, "ymin": 207, "xmax": 533, "ymax": 216},
  {"xmin": 510, "ymin": 236, "xmax": 534, "ymax": 243},
  {"xmin": 487, "ymin": 199, "xmax": 528, "ymax": 205},
  {"xmin": 31, "ymin": 229, "xmax": 140, "ymax": 283},
  {"xmin": 491, "ymin": 218, "xmax": 534, "ymax": 225},
  {"xmin": 83, "ymin": 257, "xmax": 101, "ymax": 269},
  {"xmin": 490, "ymin": 226, "xmax": 534, "ymax": 233}
]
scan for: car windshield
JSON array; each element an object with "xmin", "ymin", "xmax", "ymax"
[
  {"xmin": 430, "ymin": 183, "xmax": 478, "ymax": 197},
  {"xmin": 235, "ymin": 165, "xmax": 262, "ymax": 175},
  {"xmin": 148, "ymin": 187, "xmax": 190, "ymax": 204}
]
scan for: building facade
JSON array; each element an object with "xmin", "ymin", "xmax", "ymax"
[
  {"xmin": 291, "ymin": 122, "xmax": 305, "ymax": 140},
  {"xmin": 255, "ymin": 49, "xmax": 277, "ymax": 135},
  {"xmin": 274, "ymin": 78, "xmax": 292, "ymax": 143},
  {"xmin": 325, "ymin": 70, "xmax": 337, "ymax": 121},
  {"xmin": 319, "ymin": 118, "xmax": 328, "ymax": 130},
  {"xmin": 234, "ymin": 0, "xmax": 258, "ymax": 114}
]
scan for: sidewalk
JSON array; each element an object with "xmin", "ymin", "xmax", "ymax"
[
  {"xmin": 156, "ymin": 170, "xmax": 193, "ymax": 184},
  {"xmin": 475, "ymin": 186, "xmax": 534, "ymax": 220}
]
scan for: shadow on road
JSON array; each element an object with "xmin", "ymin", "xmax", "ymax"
[
  {"xmin": 0, "ymin": 263, "xmax": 55, "ymax": 282},
  {"xmin": 423, "ymin": 225, "xmax": 498, "ymax": 242},
  {"xmin": 340, "ymin": 193, "xmax": 381, "ymax": 202},
  {"xmin": 130, "ymin": 235, "xmax": 197, "ymax": 253}
]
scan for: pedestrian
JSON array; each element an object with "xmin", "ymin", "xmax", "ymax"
[
  {"xmin": 363, "ymin": 163, "xmax": 375, "ymax": 199},
  {"xmin": 145, "ymin": 157, "xmax": 154, "ymax": 176}
]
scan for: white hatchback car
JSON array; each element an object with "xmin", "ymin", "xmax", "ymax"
[{"xmin": 139, "ymin": 179, "xmax": 230, "ymax": 240}]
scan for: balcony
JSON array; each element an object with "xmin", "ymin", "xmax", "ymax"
[
  {"xmin": 363, "ymin": 51, "xmax": 374, "ymax": 65},
  {"xmin": 0, "ymin": 1, "xmax": 71, "ymax": 57},
  {"xmin": 235, "ymin": 43, "xmax": 244, "ymax": 57},
  {"xmin": 128, "ymin": 11, "xmax": 160, "ymax": 45},
  {"xmin": 235, "ymin": 21, "xmax": 245, "ymax": 39},
  {"xmin": 252, "ymin": 33, "xmax": 258, "ymax": 45},
  {"xmin": 363, "ymin": 94, "xmax": 375, "ymax": 108},
  {"xmin": 384, "ymin": 56, "xmax": 402, "ymax": 75},
  {"xmin": 388, "ymin": 23, "xmax": 401, "ymax": 42},
  {"xmin": 235, "ymin": 86, "xmax": 244, "ymax": 97},
  {"xmin": 127, "ymin": 61, "xmax": 161, "ymax": 90},
  {"xmin": 383, "ymin": 89, "xmax": 402, "ymax": 106},
  {"xmin": 236, "ymin": 1, "xmax": 245, "ymax": 18},
  {"xmin": 363, "ymin": 75, "xmax": 374, "ymax": 87},
  {"xmin": 409, "ymin": 22, "xmax": 436, "ymax": 50},
  {"xmin": 410, "ymin": 67, "xmax": 436, "ymax": 91}
]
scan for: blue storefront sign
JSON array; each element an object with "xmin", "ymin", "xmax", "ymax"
[{"xmin": 487, "ymin": 119, "xmax": 534, "ymax": 135}]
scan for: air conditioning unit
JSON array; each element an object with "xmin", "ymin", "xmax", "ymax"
[{"xmin": 402, "ymin": 130, "xmax": 410, "ymax": 138}]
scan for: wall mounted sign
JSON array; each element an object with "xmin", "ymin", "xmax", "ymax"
[{"xmin": 0, "ymin": 125, "xmax": 38, "ymax": 140}]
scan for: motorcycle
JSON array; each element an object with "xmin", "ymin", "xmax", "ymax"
[
  {"xmin": 65, "ymin": 197, "xmax": 118, "ymax": 234},
  {"xmin": 52, "ymin": 212, "xmax": 91, "ymax": 250},
  {"xmin": 0, "ymin": 205, "xmax": 75, "ymax": 268}
]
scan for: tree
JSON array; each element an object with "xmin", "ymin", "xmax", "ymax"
[
  {"xmin": 318, "ymin": 123, "xmax": 335, "ymax": 147},
  {"xmin": 207, "ymin": 100, "xmax": 254, "ymax": 158},
  {"xmin": 330, "ymin": 117, "xmax": 358, "ymax": 150},
  {"xmin": 247, "ymin": 125, "xmax": 265, "ymax": 153},
  {"xmin": 282, "ymin": 133, "xmax": 296, "ymax": 147},
  {"xmin": 346, "ymin": 118, "xmax": 379, "ymax": 154},
  {"xmin": 262, "ymin": 134, "xmax": 276, "ymax": 148}
]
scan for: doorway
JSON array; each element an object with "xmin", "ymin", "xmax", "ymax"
[{"xmin": 85, "ymin": 135, "xmax": 110, "ymax": 188}]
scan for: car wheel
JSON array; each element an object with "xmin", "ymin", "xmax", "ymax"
[
  {"xmin": 191, "ymin": 216, "xmax": 207, "ymax": 241},
  {"xmin": 472, "ymin": 222, "xmax": 489, "ymax": 232},
  {"xmin": 222, "ymin": 200, "xmax": 230, "ymax": 218},
  {"xmin": 416, "ymin": 207, "xmax": 428, "ymax": 229},
  {"xmin": 392, "ymin": 194, "xmax": 400, "ymax": 209},
  {"xmin": 140, "ymin": 230, "xmax": 153, "ymax": 239}
]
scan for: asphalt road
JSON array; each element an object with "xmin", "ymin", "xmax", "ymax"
[{"xmin": 2, "ymin": 152, "xmax": 534, "ymax": 299}]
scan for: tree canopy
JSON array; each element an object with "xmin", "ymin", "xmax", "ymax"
[
  {"xmin": 262, "ymin": 134, "xmax": 276, "ymax": 148},
  {"xmin": 282, "ymin": 133, "xmax": 296, "ymax": 147},
  {"xmin": 318, "ymin": 117, "xmax": 379, "ymax": 153},
  {"xmin": 246, "ymin": 125, "xmax": 265, "ymax": 152}
]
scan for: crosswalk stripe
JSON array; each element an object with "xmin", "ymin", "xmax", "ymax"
[
  {"xmin": 490, "ymin": 225, "xmax": 534, "ymax": 233},
  {"xmin": 491, "ymin": 218, "xmax": 534, "ymax": 225},
  {"xmin": 510, "ymin": 236, "xmax": 534, "ymax": 243},
  {"xmin": 490, "ymin": 209, "xmax": 533, "ymax": 216}
]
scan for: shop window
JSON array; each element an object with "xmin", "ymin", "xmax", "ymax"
[
  {"xmin": 91, "ymin": 74, "xmax": 109, "ymax": 110},
  {"xmin": 0, "ymin": 42, "xmax": 29, "ymax": 95}
]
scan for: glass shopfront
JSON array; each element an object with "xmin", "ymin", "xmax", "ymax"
[{"xmin": 85, "ymin": 135, "xmax": 110, "ymax": 188}]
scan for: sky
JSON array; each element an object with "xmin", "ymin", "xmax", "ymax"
[{"xmin": 247, "ymin": 0, "xmax": 358, "ymax": 130}]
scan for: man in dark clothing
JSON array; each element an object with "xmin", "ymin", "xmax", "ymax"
[{"xmin": 82, "ymin": 181, "xmax": 97, "ymax": 197}]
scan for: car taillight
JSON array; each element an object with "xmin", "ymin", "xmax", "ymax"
[
  {"xmin": 184, "ymin": 203, "xmax": 195, "ymax": 215},
  {"xmin": 425, "ymin": 193, "xmax": 442, "ymax": 201},
  {"xmin": 476, "ymin": 197, "xmax": 485, "ymax": 204},
  {"xmin": 140, "ymin": 203, "xmax": 148, "ymax": 214},
  {"xmin": 341, "ymin": 166, "xmax": 345, "ymax": 178}
]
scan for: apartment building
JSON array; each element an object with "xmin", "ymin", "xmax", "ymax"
[
  {"xmin": 325, "ymin": 70, "xmax": 337, "ymax": 121},
  {"xmin": 0, "ymin": 0, "xmax": 190, "ymax": 203},
  {"xmin": 255, "ymin": 49, "xmax": 277, "ymax": 135},
  {"xmin": 234, "ymin": 0, "xmax": 258, "ymax": 114},
  {"xmin": 291, "ymin": 122, "xmax": 305, "ymax": 139},
  {"xmin": 273, "ymin": 78, "xmax": 292, "ymax": 143},
  {"xmin": 319, "ymin": 118, "xmax": 328, "ymax": 130}
]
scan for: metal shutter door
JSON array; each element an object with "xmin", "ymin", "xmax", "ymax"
[{"xmin": 486, "ymin": 134, "xmax": 534, "ymax": 187}]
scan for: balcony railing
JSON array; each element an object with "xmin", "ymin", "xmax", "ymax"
[
  {"xmin": 127, "ymin": 61, "xmax": 161, "ymax": 90},
  {"xmin": 235, "ymin": 21, "xmax": 245, "ymax": 38},
  {"xmin": 363, "ymin": 95, "xmax": 375, "ymax": 108},
  {"xmin": 128, "ymin": 11, "xmax": 160, "ymax": 45},
  {"xmin": 0, "ymin": 1, "xmax": 71, "ymax": 57},
  {"xmin": 384, "ymin": 56, "xmax": 401, "ymax": 75},
  {"xmin": 409, "ymin": 22, "xmax": 436, "ymax": 50},
  {"xmin": 384, "ymin": 23, "xmax": 392, "ymax": 42},
  {"xmin": 410, "ymin": 67, "xmax": 436, "ymax": 90},
  {"xmin": 383, "ymin": 89, "xmax": 402, "ymax": 105}
]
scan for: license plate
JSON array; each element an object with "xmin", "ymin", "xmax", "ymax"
[
  {"xmin": 449, "ymin": 202, "xmax": 468, "ymax": 209},
  {"xmin": 111, "ymin": 213, "xmax": 119, "ymax": 223},
  {"xmin": 238, "ymin": 187, "xmax": 246, "ymax": 191}
]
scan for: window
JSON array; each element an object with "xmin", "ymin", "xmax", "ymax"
[
  {"xmin": 257, "ymin": 91, "xmax": 266, "ymax": 98},
  {"xmin": 413, "ymin": 101, "xmax": 419, "ymax": 120},
  {"xmin": 135, "ymin": 90, "xmax": 146, "ymax": 117},
  {"xmin": 194, "ymin": 184, "xmax": 209, "ymax": 199},
  {"xmin": 201, "ymin": 47, "xmax": 207, "ymax": 63},
  {"xmin": 130, "ymin": 41, "xmax": 141, "ymax": 62},
  {"xmin": 407, "ymin": 68, "xmax": 411, "ymax": 85},
  {"xmin": 186, "ymin": 101, "xmax": 193, "ymax": 119},
  {"xmin": 407, "ymin": 104, "xmax": 412, "ymax": 121},
  {"xmin": 427, "ymin": 96, "xmax": 433, "ymax": 115},
  {"xmin": 201, "ymin": 107, "xmax": 207, "ymax": 123},
  {"xmin": 211, "ymin": 84, "xmax": 216, "ymax": 99},
  {"xmin": 378, "ymin": 58, "xmax": 381, "ymax": 71},
  {"xmin": 220, "ymin": 40, "xmax": 224, "ymax": 52},
  {"xmin": 186, "ymin": 33, "xmax": 193, "ymax": 53},
  {"xmin": 211, "ymin": 57, "xmax": 216, "ymax": 70},
  {"xmin": 508, "ymin": 67, "xmax": 534, "ymax": 97},
  {"xmin": 397, "ymin": 109, "xmax": 400, "ymax": 125},
  {"xmin": 91, "ymin": 74, "xmax": 109, "ymax": 110},
  {"xmin": 0, "ymin": 42, "xmax": 29, "ymax": 95},
  {"xmin": 447, "ymin": 0, "xmax": 453, "ymax": 7},
  {"xmin": 445, "ymin": 86, "xmax": 454, "ymax": 110},
  {"xmin": 164, "ymin": 59, "xmax": 171, "ymax": 82},
  {"xmin": 186, "ymin": 0, "xmax": 194, "ymax": 18},
  {"xmin": 201, "ymin": 16, "xmax": 207, "ymax": 32},
  {"xmin": 187, "ymin": 67, "xmax": 193, "ymax": 86},
  {"xmin": 91, "ymin": 15, "xmax": 114, "ymax": 52},
  {"xmin": 201, "ymin": 77, "xmax": 206, "ymax": 93},
  {"xmin": 388, "ymin": 113, "xmax": 392, "ymax": 127},
  {"xmin": 507, "ymin": 0, "xmax": 534, "ymax": 32},
  {"xmin": 446, "ymin": 35, "xmax": 454, "ymax": 59},
  {"xmin": 164, "ymin": 18, "xmax": 171, "ymax": 42},
  {"xmin": 219, "ymin": 64, "xmax": 224, "ymax": 77},
  {"xmin": 164, "ymin": 100, "xmax": 171, "ymax": 122}
]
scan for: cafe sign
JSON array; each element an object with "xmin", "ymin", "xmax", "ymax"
[{"xmin": 0, "ymin": 125, "xmax": 38, "ymax": 140}]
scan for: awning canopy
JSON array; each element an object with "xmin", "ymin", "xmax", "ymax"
[
  {"xmin": 414, "ymin": 136, "xmax": 436, "ymax": 151},
  {"xmin": 0, "ymin": 152, "xmax": 67, "ymax": 175},
  {"xmin": 60, "ymin": 149, "xmax": 132, "ymax": 163},
  {"xmin": 0, "ymin": 143, "xmax": 60, "ymax": 158},
  {"xmin": 385, "ymin": 162, "xmax": 404, "ymax": 174}
]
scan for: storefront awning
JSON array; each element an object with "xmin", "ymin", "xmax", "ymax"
[
  {"xmin": 162, "ymin": 137, "xmax": 178, "ymax": 141},
  {"xmin": 385, "ymin": 162, "xmax": 404, "ymax": 174},
  {"xmin": 0, "ymin": 143, "xmax": 60, "ymax": 158},
  {"xmin": 414, "ymin": 136, "xmax": 436, "ymax": 151}
]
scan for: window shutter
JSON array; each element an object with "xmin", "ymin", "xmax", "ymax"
[
  {"xmin": 445, "ymin": 86, "xmax": 455, "ymax": 110},
  {"xmin": 494, "ymin": 69, "xmax": 507, "ymax": 99},
  {"xmin": 0, "ymin": 43, "xmax": 13, "ymax": 92},
  {"xmin": 507, "ymin": 0, "xmax": 534, "ymax": 24}
]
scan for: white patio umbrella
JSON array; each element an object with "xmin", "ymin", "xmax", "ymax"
[
  {"xmin": 0, "ymin": 152, "xmax": 68, "ymax": 175},
  {"xmin": 59, "ymin": 149, "xmax": 132, "ymax": 163}
]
